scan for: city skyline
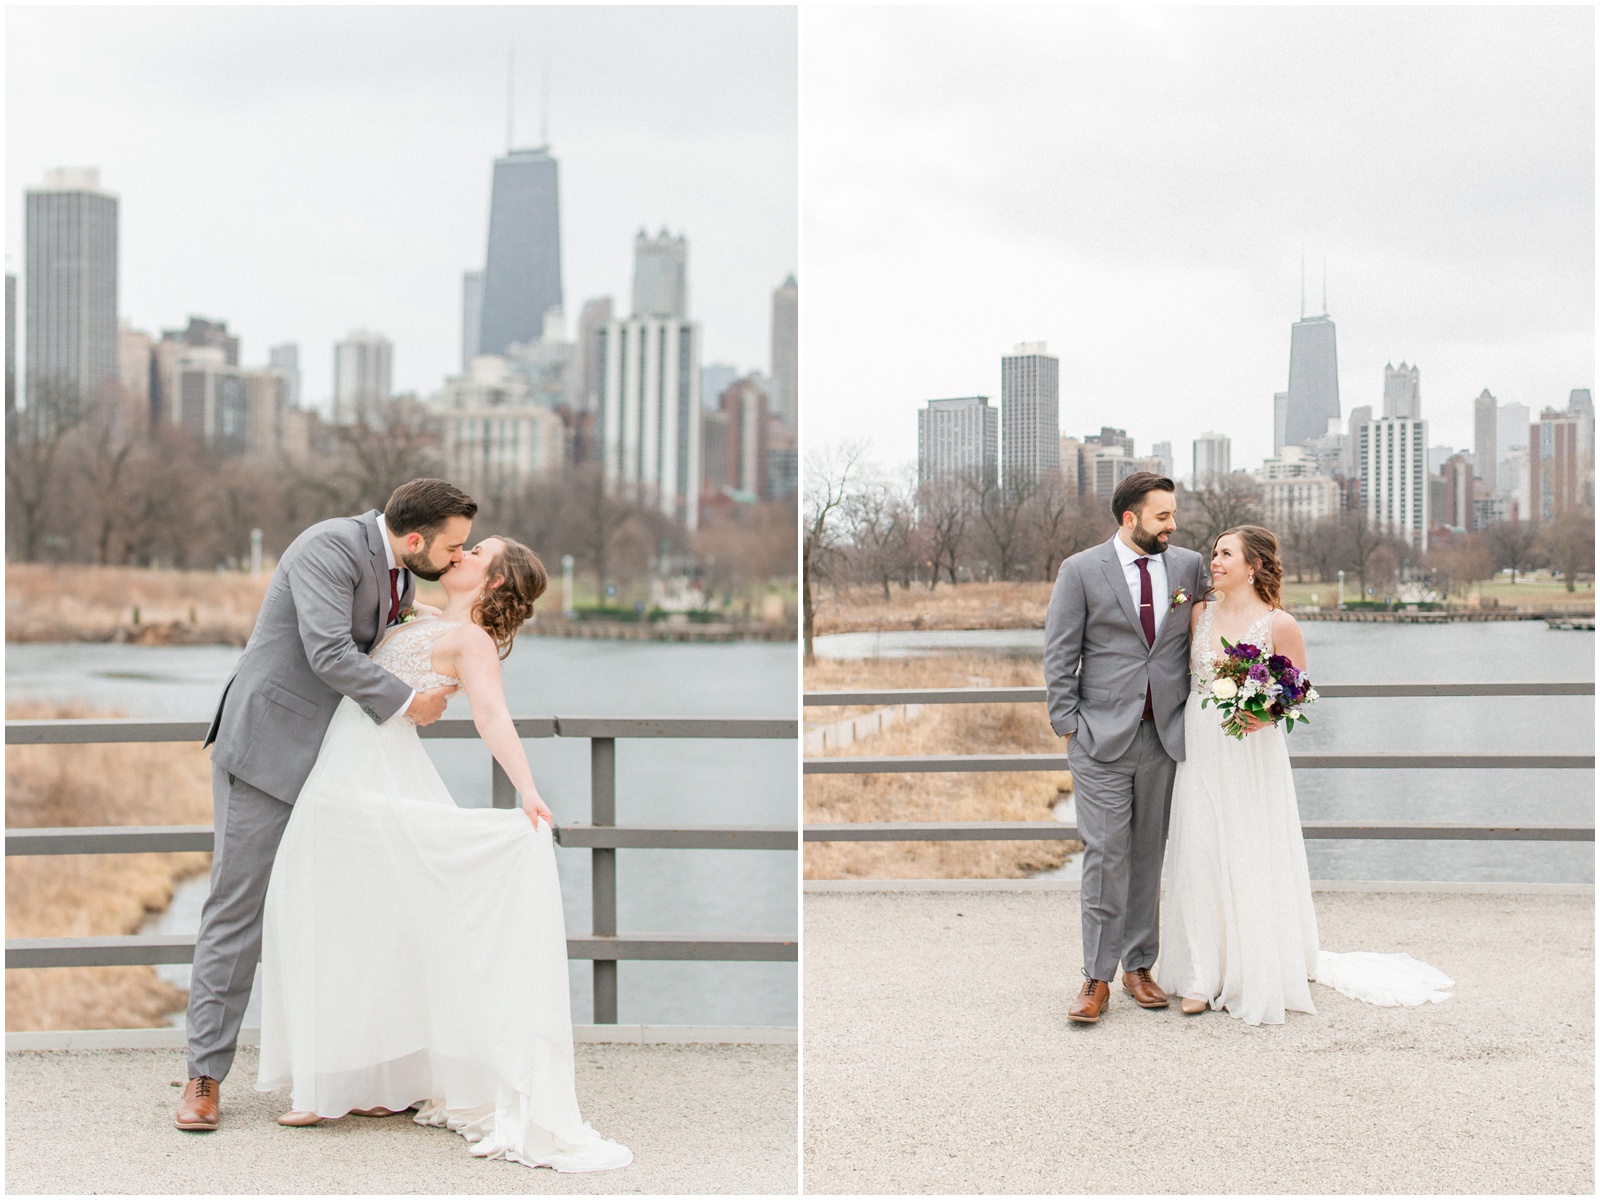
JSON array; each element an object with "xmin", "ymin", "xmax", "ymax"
[
  {"xmin": 803, "ymin": 7, "xmax": 1593, "ymax": 472},
  {"xmin": 5, "ymin": 6, "xmax": 797, "ymax": 414}
]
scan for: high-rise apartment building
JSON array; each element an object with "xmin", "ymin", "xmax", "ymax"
[
  {"xmin": 1382, "ymin": 362, "xmax": 1421, "ymax": 419},
  {"xmin": 917, "ymin": 396, "xmax": 998, "ymax": 493},
  {"xmin": 333, "ymin": 331, "xmax": 393, "ymax": 425},
  {"xmin": 1529, "ymin": 407, "xmax": 1581, "ymax": 521},
  {"xmin": 769, "ymin": 275, "xmax": 798, "ymax": 429},
  {"xmin": 1344, "ymin": 405, "xmax": 1372, "ymax": 478},
  {"xmin": 632, "ymin": 229, "xmax": 687, "ymax": 319},
  {"xmin": 723, "ymin": 376, "xmax": 769, "ymax": 498},
  {"xmin": 478, "ymin": 146, "xmax": 563, "ymax": 355},
  {"xmin": 461, "ymin": 270, "xmax": 485, "ymax": 371},
  {"xmin": 5, "ymin": 273, "xmax": 15, "ymax": 444},
  {"xmin": 1149, "ymin": 441, "xmax": 1174, "ymax": 483},
  {"xmin": 25, "ymin": 167, "xmax": 119, "ymax": 436},
  {"xmin": 1440, "ymin": 452, "xmax": 1475, "ymax": 530},
  {"xmin": 1472, "ymin": 388, "xmax": 1498, "ymax": 494},
  {"xmin": 1192, "ymin": 432, "xmax": 1231, "ymax": 488},
  {"xmin": 1000, "ymin": 342, "xmax": 1059, "ymax": 493},
  {"xmin": 597, "ymin": 316, "xmax": 702, "ymax": 530},
  {"xmin": 568, "ymin": 297, "xmax": 614, "ymax": 419},
  {"xmin": 1359, "ymin": 416, "xmax": 1429, "ymax": 551},
  {"xmin": 152, "ymin": 317, "xmax": 240, "ymax": 425},
  {"xmin": 169, "ymin": 347, "xmax": 250, "ymax": 453},
  {"xmin": 116, "ymin": 322, "xmax": 153, "ymax": 442},
  {"xmin": 1283, "ymin": 314, "xmax": 1340, "ymax": 449},
  {"xmin": 267, "ymin": 343, "xmax": 301, "ymax": 412}
]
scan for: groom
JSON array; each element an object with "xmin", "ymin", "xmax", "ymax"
[
  {"xmin": 1043, "ymin": 472, "xmax": 1208, "ymax": 1024},
  {"xmin": 176, "ymin": 479, "xmax": 478, "ymax": 1131}
]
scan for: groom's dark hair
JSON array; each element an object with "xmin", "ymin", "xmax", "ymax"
[
  {"xmin": 385, "ymin": 479, "xmax": 478, "ymax": 542},
  {"xmin": 1112, "ymin": 472, "xmax": 1176, "ymax": 524}
]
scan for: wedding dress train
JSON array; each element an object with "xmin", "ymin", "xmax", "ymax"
[
  {"xmin": 256, "ymin": 617, "xmax": 631, "ymax": 1172},
  {"xmin": 1156, "ymin": 606, "xmax": 1453, "ymax": 1026}
]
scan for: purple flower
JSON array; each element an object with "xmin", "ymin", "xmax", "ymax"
[
  {"xmin": 1269, "ymin": 701, "xmax": 1285, "ymax": 717},
  {"xmin": 1268, "ymin": 654, "xmax": 1292, "ymax": 673},
  {"xmin": 1226, "ymin": 642, "xmax": 1259, "ymax": 659},
  {"xmin": 1248, "ymin": 664, "xmax": 1270, "ymax": 683}
]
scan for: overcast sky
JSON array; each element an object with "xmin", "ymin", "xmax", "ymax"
[
  {"xmin": 802, "ymin": 6, "xmax": 1594, "ymax": 476},
  {"xmin": 6, "ymin": 5, "xmax": 796, "ymax": 413}
]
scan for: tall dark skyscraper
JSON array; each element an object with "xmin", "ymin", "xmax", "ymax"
[
  {"xmin": 1283, "ymin": 313, "xmax": 1340, "ymax": 449},
  {"xmin": 477, "ymin": 147, "xmax": 563, "ymax": 356},
  {"xmin": 25, "ymin": 167, "xmax": 119, "ymax": 436}
]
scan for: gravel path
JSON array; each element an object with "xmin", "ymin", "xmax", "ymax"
[
  {"xmin": 6, "ymin": 1043, "xmax": 797, "ymax": 1194},
  {"xmin": 803, "ymin": 886, "xmax": 1594, "ymax": 1195}
]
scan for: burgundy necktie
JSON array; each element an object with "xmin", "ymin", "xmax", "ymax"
[
  {"xmin": 388, "ymin": 568, "xmax": 401, "ymax": 625},
  {"xmin": 1136, "ymin": 557, "xmax": 1156, "ymax": 719}
]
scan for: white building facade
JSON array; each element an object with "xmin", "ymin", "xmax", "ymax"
[
  {"xmin": 333, "ymin": 331, "xmax": 393, "ymax": 425},
  {"xmin": 597, "ymin": 316, "xmax": 702, "ymax": 530},
  {"xmin": 1359, "ymin": 415, "xmax": 1429, "ymax": 551},
  {"xmin": 1192, "ymin": 431, "xmax": 1231, "ymax": 488},
  {"xmin": 917, "ymin": 395, "xmax": 997, "ymax": 492}
]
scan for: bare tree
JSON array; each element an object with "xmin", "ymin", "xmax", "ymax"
[
  {"xmin": 1536, "ymin": 508, "xmax": 1596, "ymax": 593},
  {"xmin": 5, "ymin": 379, "xmax": 86, "ymax": 562},
  {"xmin": 1482, "ymin": 518, "xmax": 1543, "ymax": 584},
  {"xmin": 1176, "ymin": 473, "xmax": 1266, "ymax": 553},
  {"xmin": 917, "ymin": 476, "xmax": 972, "ymax": 588},
  {"xmin": 1424, "ymin": 533, "xmax": 1494, "ymax": 598},
  {"xmin": 846, "ymin": 469, "xmax": 916, "ymax": 600},
  {"xmin": 967, "ymin": 471, "xmax": 1034, "ymax": 582},
  {"xmin": 803, "ymin": 440, "xmax": 865, "ymax": 662},
  {"xmin": 1334, "ymin": 509, "xmax": 1392, "ymax": 592}
]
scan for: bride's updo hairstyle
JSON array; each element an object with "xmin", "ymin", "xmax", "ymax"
[
  {"xmin": 473, "ymin": 538, "xmax": 548, "ymax": 660},
  {"xmin": 1214, "ymin": 525, "xmax": 1284, "ymax": 610}
]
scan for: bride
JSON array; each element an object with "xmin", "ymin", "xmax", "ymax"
[
  {"xmin": 1156, "ymin": 525, "xmax": 1452, "ymax": 1026},
  {"xmin": 255, "ymin": 535, "xmax": 631, "ymax": 1172}
]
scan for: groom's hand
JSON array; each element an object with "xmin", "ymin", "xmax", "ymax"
[{"xmin": 410, "ymin": 685, "xmax": 457, "ymax": 726}]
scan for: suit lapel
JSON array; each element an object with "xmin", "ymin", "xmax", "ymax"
[
  {"xmin": 363, "ymin": 511, "xmax": 388, "ymax": 642},
  {"xmin": 1151, "ymin": 550, "xmax": 1191, "ymax": 651},
  {"xmin": 1097, "ymin": 537, "xmax": 1144, "ymax": 640}
]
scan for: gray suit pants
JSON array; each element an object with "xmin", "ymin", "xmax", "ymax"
[
  {"xmin": 1068, "ymin": 721, "xmax": 1177, "ymax": 982},
  {"xmin": 185, "ymin": 764, "xmax": 292, "ymax": 1081}
]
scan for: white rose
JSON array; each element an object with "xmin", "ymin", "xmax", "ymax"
[{"xmin": 1210, "ymin": 677, "xmax": 1239, "ymax": 701}]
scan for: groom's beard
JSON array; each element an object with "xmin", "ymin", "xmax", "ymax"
[
  {"xmin": 402, "ymin": 549, "xmax": 452, "ymax": 582},
  {"xmin": 1131, "ymin": 525, "xmax": 1168, "ymax": 556}
]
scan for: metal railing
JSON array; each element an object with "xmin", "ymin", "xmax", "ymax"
[
  {"xmin": 6, "ymin": 715, "xmax": 798, "ymax": 1024},
  {"xmin": 803, "ymin": 683, "xmax": 1595, "ymax": 844}
]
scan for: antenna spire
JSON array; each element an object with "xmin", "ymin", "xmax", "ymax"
[
  {"xmin": 1299, "ymin": 251, "xmax": 1305, "ymax": 320},
  {"xmin": 1322, "ymin": 258, "xmax": 1328, "ymax": 315},
  {"xmin": 541, "ymin": 63, "xmax": 549, "ymax": 146},
  {"xmin": 506, "ymin": 49, "xmax": 515, "ymax": 151}
]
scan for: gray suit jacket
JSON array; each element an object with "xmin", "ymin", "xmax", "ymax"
[
  {"xmin": 1044, "ymin": 535, "xmax": 1209, "ymax": 763},
  {"xmin": 205, "ymin": 510, "xmax": 416, "ymax": 803}
]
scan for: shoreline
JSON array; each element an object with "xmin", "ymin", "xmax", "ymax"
[{"xmin": 5, "ymin": 619, "xmax": 796, "ymax": 647}]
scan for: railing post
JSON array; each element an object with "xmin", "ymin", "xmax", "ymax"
[
  {"xmin": 490, "ymin": 758, "xmax": 516, "ymax": 809},
  {"xmin": 590, "ymin": 736, "xmax": 618, "ymax": 1024}
]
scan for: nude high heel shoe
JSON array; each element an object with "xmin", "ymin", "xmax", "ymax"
[{"xmin": 1180, "ymin": 996, "xmax": 1209, "ymax": 1015}]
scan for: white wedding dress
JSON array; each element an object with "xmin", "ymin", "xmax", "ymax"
[
  {"xmin": 1156, "ymin": 605, "xmax": 1453, "ymax": 1026},
  {"xmin": 255, "ymin": 617, "xmax": 631, "ymax": 1172}
]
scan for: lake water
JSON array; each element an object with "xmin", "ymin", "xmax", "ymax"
[
  {"xmin": 7, "ymin": 638, "xmax": 799, "ymax": 1027},
  {"xmin": 813, "ymin": 621, "xmax": 1596, "ymax": 885}
]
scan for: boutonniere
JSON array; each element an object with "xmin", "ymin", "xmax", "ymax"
[
  {"xmin": 395, "ymin": 606, "xmax": 418, "ymax": 625},
  {"xmin": 1170, "ymin": 586, "xmax": 1191, "ymax": 610}
]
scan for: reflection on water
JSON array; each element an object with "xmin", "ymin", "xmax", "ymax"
[
  {"xmin": 7, "ymin": 638, "xmax": 798, "ymax": 1026},
  {"xmin": 813, "ymin": 622, "xmax": 1595, "ymax": 885}
]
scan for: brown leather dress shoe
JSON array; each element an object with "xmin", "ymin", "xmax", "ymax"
[
  {"xmin": 176, "ymin": 1076, "xmax": 220, "ymax": 1131},
  {"xmin": 1122, "ymin": 967, "xmax": 1170, "ymax": 1008},
  {"xmin": 1067, "ymin": 978, "xmax": 1111, "ymax": 1023}
]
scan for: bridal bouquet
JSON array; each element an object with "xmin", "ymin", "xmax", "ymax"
[{"xmin": 1200, "ymin": 639, "xmax": 1319, "ymax": 740}]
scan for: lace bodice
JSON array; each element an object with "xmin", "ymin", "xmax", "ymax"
[
  {"xmin": 1191, "ymin": 604, "xmax": 1276, "ymax": 692},
  {"xmin": 370, "ymin": 617, "xmax": 461, "ymax": 691}
]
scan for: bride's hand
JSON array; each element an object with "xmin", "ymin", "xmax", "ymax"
[
  {"xmin": 524, "ymin": 799, "xmax": 556, "ymax": 829},
  {"xmin": 1239, "ymin": 712, "xmax": 1270, "ymax": 734}
]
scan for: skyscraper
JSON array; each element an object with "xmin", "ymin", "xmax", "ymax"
[
  {"xmin": 1272, "ymin": 392, "xmax": 1288, "ymax": 455},
  {"xmin": 770, "ymin": 274, "xmax": 798, "ymax": 429},
  {"xmin": 1283, "ymin": 314, "xmax": 1339, "ymax": 448},
  {"xmin": 568, "ymin": 297, "xmax": 614, "ymax": 419},
  {"xmin": 268, "ymin": 343, "xmax": 301, "ymax": 412},
  {"xmin": 333, "ymin": 331, "xmax": 393, "ymax": 425},
  {"xmin": 1359, "ymin": 416, "xmax": 1429, "ymax": 551},
  {"xmin": 461, "ymin": 270, "xmax": 484, "ymax": 370},
  {"xmin": 597, "ymin": 315, "xmax": 702, "ymax": 530},
  {"xmin": 1530, "ymin": 407, "xmax": 1582, "ymax": 521},
  {"xmin": 917, "ymin": 396, "xmax": 998, "ymax": 493},
  {"xmin": 478, "ymin": 147, "xmax": 563, "ymax": 356},
  {"xmin": 1345, "ymin": 405, "xmax": 1373, "ymax": 477},
  {"xmin": 631, "ymin": 229, "xmax": 687, "ymax": 319},
  {"xmin": 1473, "ymin": 388, "xmax": 1497, "ymax": 493},
  {"xmin": 25, "ymin": 167, "xmax": 119, "ymax": 437},
  {"xmin": 1000, "ymin": 341, "xmax": 1059, "ymax": 493},
  {"xmin": 1192, "ymin": 432, "xmax": 1231, "ymax": 488},
  {"xmin": 1150, "ymin": 440, "xmax": 1174, "ymax": 482},
  {"xmin": 1383, "ymin": 362, "xmax": 1420, "ymax": 419},
  {"xmin": 5, "ymin": 273, "xmax": 15, "ymax": 445}
]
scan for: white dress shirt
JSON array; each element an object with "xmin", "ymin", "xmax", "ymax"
[
  {"xmin": 376, "ymin": 512, "xmax": 416, "ymax": 715},
  {"xmin": 1113, "ymin": 533, "xmax": 1170, "ymax": 641}
]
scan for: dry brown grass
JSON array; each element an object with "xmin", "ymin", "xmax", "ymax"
[
  {"xmin": 812, "ymin": 580, "xmax": 1056, "ymax": 635},
  {"xmin": 6, "ymin": 701, "xmax": 214, "ymax": 1031},
  {"xmin": 804, "ymin": 654, "xmax": 1078, "ymax": 879},
  {"xmin": 5, "ymin": 563, "xmax": 272, "ymax": 644}
]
